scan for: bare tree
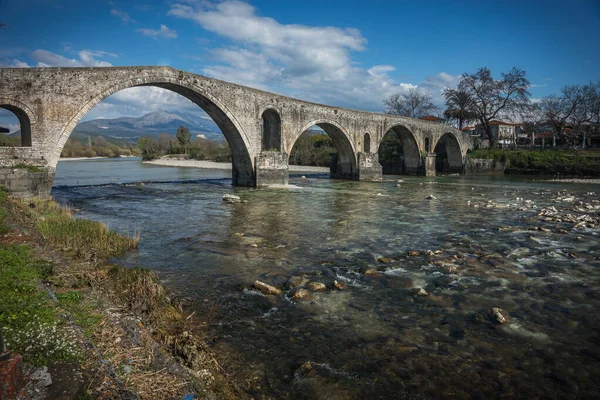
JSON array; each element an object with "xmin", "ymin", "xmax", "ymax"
[
  {"xmin": 443, "ymin": 89, "xmax": 477, "ymax": 130},
  {"xmin": 458, "ymin": 67, "xmax": 530, "ymax": 148},
  {"xmin": 383, "ymin": 88, "xmax": 439, "ymax": 119},
  {"xmin": 540, "ymin": 85, "xmax": 587, "ymax": 147}
]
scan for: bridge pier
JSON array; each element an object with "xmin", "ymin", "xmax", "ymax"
[
  {"xmin": 255, "ymin": 152, "xmax": 289, "ymax": 186},
  {"xmin": 424, "ymin": 153, "xmax": 436, "ymax": 177},
  {"xmin": 357, "ymin": 152, "xmax": 382, "ymax": 181},
  {"xmin": 0, "ymin": 167, "xmax": 54, "ymax": 198}
]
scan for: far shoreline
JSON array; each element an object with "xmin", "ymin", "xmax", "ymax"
[
  {"xmin": 58, "ymin": 155, "xmax": 138, "ymax": 161},
  {"xmin": 143, "ymin": 157, "xmax": 330, "ymax": 173}
]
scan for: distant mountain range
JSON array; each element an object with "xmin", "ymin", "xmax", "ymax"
[{"xmin": 71, "ymin": 110, "xmax": 223, "ymax": 141}]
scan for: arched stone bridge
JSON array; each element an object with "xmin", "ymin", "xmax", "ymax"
[{"xmin": 0, "ymin": 66, "xmax": 473, "ymax": 195}]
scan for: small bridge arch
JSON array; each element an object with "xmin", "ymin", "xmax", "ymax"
[
  {"xmin": 290, "ymin": 119, "xmax": 358, "ymax": 180},
  {"xmin": 433, "ymin": 131, "xmax": 464, "ymax": 173}
]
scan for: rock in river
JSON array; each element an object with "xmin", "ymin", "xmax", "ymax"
[
  {"xmin": 223, "ymin": 194, "xmax": 241, "ymax": 203},
  {"xmin": 490, "ymin": 307, "xmax": 510, "ymax": 324},
  {"xmin": 333, "ymin": 280, "xmax": 347, "ymax": 290},
  {"xmin": 253, "ymin": 280, "xmax": 281, "ymax": 295},
  {"xmin": 290, "ymin": 287, "xmax": 310, "ymax": 300},
  {"xmin": 307, "ymin": 282, "xmax": 327, "ymax": 291},
  {"xmin": 286, "ymin": 276, "xmax": 309, "ymax": 289}
]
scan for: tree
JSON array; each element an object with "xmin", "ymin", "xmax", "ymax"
[
  {"xmin": 457, "ymin": 67, "xmax": 530, "ymax": 148},
  {"xmin": 383, "ymin": 88, "xmax": 439, "ymax": 119},
  {"xmin": 138, "ymin": 137, "xmax": 160, "ymax": 160},
  {"xmin": 176, "ymin": 125, "xmax": 191, "ymax": 154},
  {"xmin": 157, "ymin": 133, "xmax": 174, "ymax": 154},
  {"xmin": 443, "ymin": 89, "xmax": 478, "ymax": 130}
]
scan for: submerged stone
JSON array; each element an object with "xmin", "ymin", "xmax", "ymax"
[
  {"xmin": 333, "ymin": 280, "xmax": 348, "ymax": 290},
  {"xmin": 290, "ymin": 288, "xmax": 310, "ymax": 300},
  {"xmin": 253, "ymin": 280, "xmax": 281, "ymax": 295},
  {"xmin": 307, "ymin": 282, "xmax": 327, "ymax": 291},
  {"xmin": 286, "ymin": 276, "xmax": 309, "ymax": 289}
]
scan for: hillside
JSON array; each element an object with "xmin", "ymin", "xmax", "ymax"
[{"xmin": 72, "ymin": 110, "xmax": 223, "ymax": 140}]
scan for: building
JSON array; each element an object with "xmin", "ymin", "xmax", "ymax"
[{"xmin": 473, "ymin": 120, "xmax": 523, "ymax": 147}]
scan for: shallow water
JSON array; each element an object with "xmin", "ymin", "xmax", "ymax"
[{"xmin": 53, "ymin": 158, "xmax": 600, "ymax": 399}]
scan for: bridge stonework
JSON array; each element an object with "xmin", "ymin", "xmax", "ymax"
[{"xmin": 0, "ymin": 66, "xmax": 473, "ymax": 195}]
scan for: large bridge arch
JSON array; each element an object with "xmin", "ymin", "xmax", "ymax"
[
  {"xmin": 53, "ymin": 75, "xmax": 255, "ymax": 186},
  {"xmin": 433, "ymin": 132, "xmax": 464, "ymax": 173},
  {"xmin": 290, "ymin": 119, "xmax": 358, "ymax": 179},
  {"xmin": 378, "ymin": 124, "xmax": 422, "ymax": 175}
]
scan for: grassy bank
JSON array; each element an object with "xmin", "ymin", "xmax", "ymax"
[
  {"xmin": 0, "ymin": 190, "xmax": 240, "ymax": 399},
  {"xmin": 467, "ymin": 149, "xmax": 600, "ymax": 176}
]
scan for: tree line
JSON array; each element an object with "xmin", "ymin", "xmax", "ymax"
[
  {"xmin": 138, "ymin": 125, "xmax": 232, "ymax": 162},
  {"xmin": 61, "ymin": 135, "xmax": 138, "ymax": 158},
  {"xmin": 384, "ymin": 67, "xmax": 600, "ymax": 149}
]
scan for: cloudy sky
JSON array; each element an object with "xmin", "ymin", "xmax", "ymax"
[{"xmin": 1, "ymin": 0, "xmax": 599, "ymax": 131}]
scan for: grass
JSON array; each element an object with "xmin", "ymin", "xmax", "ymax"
[
  {"xmin": 12, "ymin": 163, "xmax": 45, "ymax": 173},
  {"xmin": 0, "ymin": 190, "xmax": 240, "ymax": 398},
  {"xmin": 22, "ymin": 197, "xmax": 139, "ymax": 262},
  {"xmin": 467, "ymin": 149, "xmax": 600, "ymax": 175},
  {"xmin": 56, "ymin": 290, "xmax": 103, "ymax": 337},
  {"xmin": 0, "ymin": 190, "xmax": 10, "ymax": 235},
  {"xmin": 0, "ymin": 189, "xmax": 86, "ymax": 365}
]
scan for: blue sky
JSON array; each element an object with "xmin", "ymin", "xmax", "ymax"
[{"xmin": 1, "ymin": 0, "xmax": 599, "ymax": 131}]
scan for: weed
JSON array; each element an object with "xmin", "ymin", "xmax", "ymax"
[{"xmin": 12, "ymin": 163, "xmax": 44, "ymax": 173}]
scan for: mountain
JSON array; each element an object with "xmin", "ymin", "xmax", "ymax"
[{"xmin": 72, "ymin": 110, "xmax": 223, "ymax": 141}]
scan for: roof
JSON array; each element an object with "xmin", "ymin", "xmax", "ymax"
[
  {"xmin": 0, "ymin": 127, "xmax": 10, "ymax": 133},
  {"xmin": 420, "ymin": 115, "xmax": 442, "ymax": 122},
  {"xmin": 461, "ymin": 126, "xmax": 475, "ymax": 131},
  {"xmin": 488, "ymin": 120, "xmax": 521, "ymax": 126}
]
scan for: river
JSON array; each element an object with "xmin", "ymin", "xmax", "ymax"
[{"xmin": 53, "ymin": 157, "xmax": 600, "ymax": 399}]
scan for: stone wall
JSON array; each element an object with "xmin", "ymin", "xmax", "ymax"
[
  {"xmin": 0, "ymin": 168, "xmax": 54, "ymax": 198},
  {"xmin": 464, "ymin": 158, "xmax": 507, "ymax": 174}
]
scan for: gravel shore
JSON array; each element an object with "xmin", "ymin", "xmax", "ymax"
[
  {"xmin": 144, "ymin": 158, "xmax": 329, "ymax": 173},
  {"xmin": 547, "ymin": 178, "xmax": 600, "ymax": 184}
]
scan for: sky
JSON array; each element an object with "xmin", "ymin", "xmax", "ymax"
[{"xmin": 1, "ymin": 0, "xmax": 599, "ymax": 132}]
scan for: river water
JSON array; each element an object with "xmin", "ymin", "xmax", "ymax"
[{"xmin": 53, "ymin": 157, "xmax": 600, "ymax": 399}]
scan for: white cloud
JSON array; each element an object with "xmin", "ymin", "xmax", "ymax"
[
  {"xmin": 417, "ymin": 72, "xmax": 462, "ymax": 107},
  {"xmin": 137, "ymin": 24, "xmax": 178, "ymax": 39},
  {"xmin": 81, "ymin": 87, "xmax": 207, "ymax": 121},
  {"xmin": 167, "ymin": 1, "xmax": 458, "ymax": 111},
  {"xmin": 0, "ymin": 59, "xmax": 30, "ymax": 68},
  {"xmin": 110, "ymin": 8, "xmax": 134, "ymax": 23},
  {"xmin": 31, "ymin": 49, "xmax": 115, "ymax": 67}
]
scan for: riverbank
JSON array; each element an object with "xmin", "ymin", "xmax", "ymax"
[
  {"xmin": 0, "ymin": 190, "xmax": 242, "ymax": 399},
  {"xmin": 144, "ymin": 157, "xmax": 330, "ymax": 173},
  {"xmin": 467, "ymin": 148, "xmax": 600, "ymax": 176},
  {"xmin": 58, "ymin": 155, "xmax": 138, "ymax": 161}
]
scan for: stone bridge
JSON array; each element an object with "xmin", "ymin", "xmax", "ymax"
[{"xmin": 0, "ymin": 66, "xmax": 473, "ymax": 195}]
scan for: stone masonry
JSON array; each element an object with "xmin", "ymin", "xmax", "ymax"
[{"xmin": 0, "ymin": 66, "xmax": 473, "ymax": 195}]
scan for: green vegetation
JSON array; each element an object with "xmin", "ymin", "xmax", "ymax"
[
  {"xmin": 289, "ymin": 132, "xmax": 336, "ymax": 166},
  {"xmin": 12, "ymin": 163, "xmax": 44, "ymax": 173},
  {"xmin": 0, "ymin": 191, "xmax": 82, "ymax": 366},
  {"xmin": 467, "ymin": 149, "xmax": 600, "ymax": 175},
  {"xmin": 61, "ymin": 135, "xmax": 139, "ymax": 158},
  {"xmin": 0, "ymin": 132, "xmax": 20, "ymax": 146},
  {"xmin": 22, "ymin": 198, "xmax": 139, "ymax": 262},
  {"xmin": 138, "ymin": 129, "xmax": 232, "ymax": 162}
]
